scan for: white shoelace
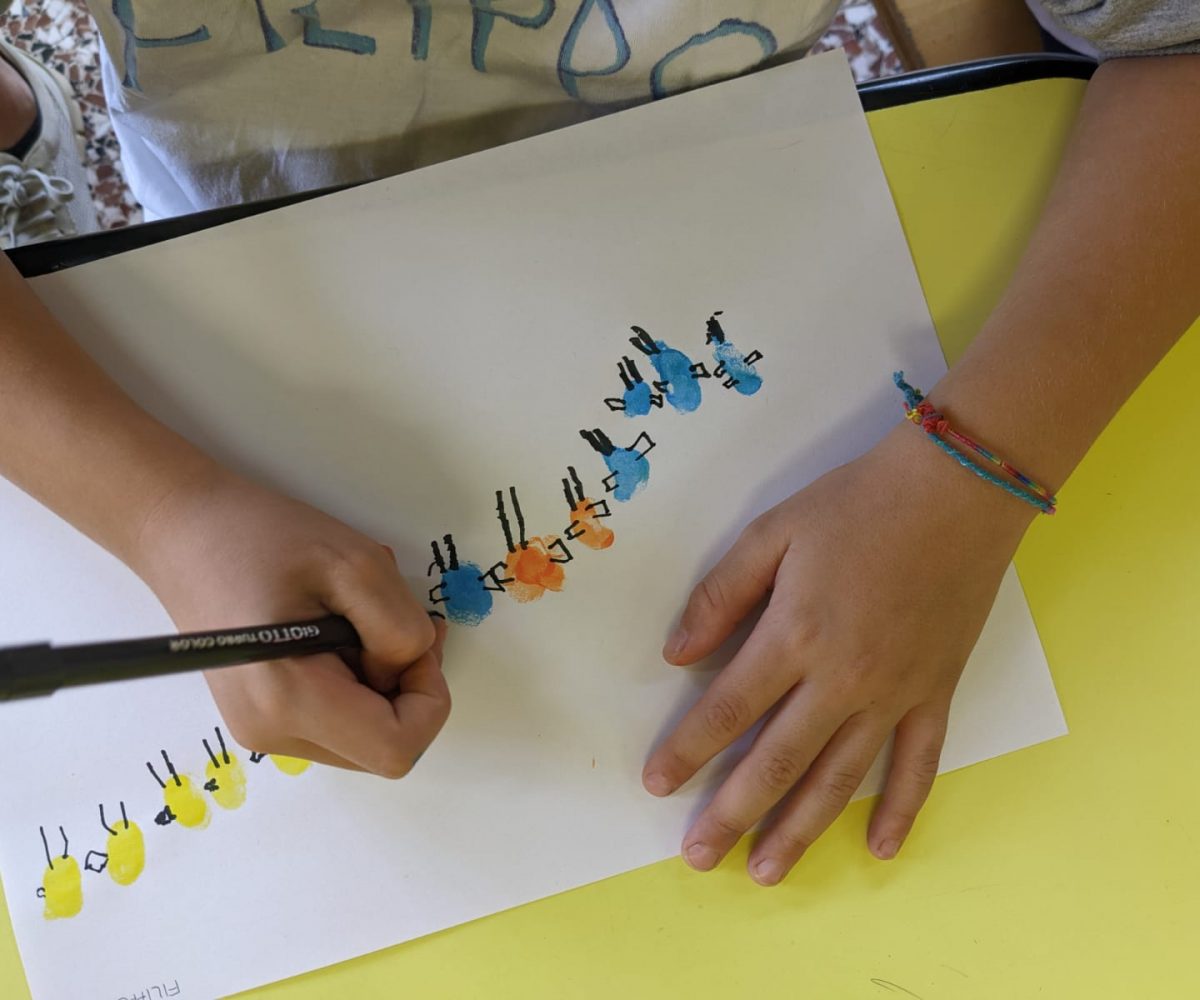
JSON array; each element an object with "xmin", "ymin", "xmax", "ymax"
[{"xmin": 0, "ymin": 160, "xmax": 76, "ymax": 247}]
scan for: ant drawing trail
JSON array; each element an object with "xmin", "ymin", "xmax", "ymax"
[
  {"xmin": 490, "ymin": 486, "xmax": 573, "ymax": 604},
  {"xmin": 426, "ymin": 311, "xmax": 762, "ymax": 625},
  {"xmin": 33, "ymin": 731, "xmax": 312, "ymax": 921},
  {"xmin": 36, "ymin": 825, "xmax": 81, "ymax": 920},
  {"xmin": 26, "ymin": 311, "xmax": 762, "ymax": 924},
  {"xmin": 84, "ymin": 802, "xmax": 145, "ymax": 887}
]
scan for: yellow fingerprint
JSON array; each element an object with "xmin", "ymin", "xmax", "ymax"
[
  {"xmin": 41, "ymin": 856, "xmax": 82, "ymax": 920},
  {"xmin": 106, "ymin": 822, "xmax": 145, "ymax": 886},
  {"xmin": 270, "ymin": 754, "xmax": 311, "ymax": 776},
  {"xmin": 164, "ymin": 775, "xmax": 210, "ymax": 829},
  {"xmin": 205, "ymin": 753, "xmax": 248, "ymax": 810}
]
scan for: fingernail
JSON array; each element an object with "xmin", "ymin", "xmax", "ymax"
[
  {"xmin": 751, "ymin": 858, "xmax": 785, "ymax": 886},
  {"xmin": 876, "ymin": 838, "xmax": 901, "ymax": 860},
  {"xmin": 664, "ymin": 628, "xmax": 688, "ymax": 662},
  {"xmin": 684, "ymin": 843, "xmax": 720, "ymax": 871},
  {"xmin": 643, "ymin": 771, "xmax": 675, "ymax": 797}
]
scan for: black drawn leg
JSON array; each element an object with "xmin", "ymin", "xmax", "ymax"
[
  {"xmin": 482, "ymin": 560, "xmax": 513, "ymax": 592},
  {"xmin": 630, "ymin": 431, "xmax": 656, "ymax": 459},
  {"xmin": 546, "ymin": 537, "xmax": 574, "ymax": 564}
]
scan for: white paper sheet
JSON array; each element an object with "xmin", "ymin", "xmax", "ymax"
[{"xmin": 0, "ymin": 52, "xmax": 1065, "ymax": 1000}]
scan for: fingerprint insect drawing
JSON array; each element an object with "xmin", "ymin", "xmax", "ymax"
[
  {"xmin": 34, "ymin": 728, "xmax": 311, "ymax": 920},
  {"xmin": 27, "ymin": 313, "xmax": 762, "ymax": 921},
  {"xmin": 427, "ymin": 310, "xmax": 763, "ymax": 625}
]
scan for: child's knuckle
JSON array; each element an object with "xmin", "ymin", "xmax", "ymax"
[
  {"xmin": 756, "ymin": 745, "xmax": 805, "ymax": 793},
  {"xmin": 702, "ymin": 691, "xmax": 748, "ymax": 741}
]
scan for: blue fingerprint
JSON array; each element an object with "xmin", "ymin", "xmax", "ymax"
[
  {"xmin": 605, "ymin": 448, "xmax": 651, "ymax": 502},
  {"xmin": 441, "ymin": 563, "xmax": 493, "ymax": 626},
  {"xmin": 714, "ymin": 342, "xmax": 762, "ymax": 396},
  {"xmin": 623, "ymin": 381, "xmax": 654, "ymax": 417},
  {"xmin": 649, "ymin": 342, "xmax": 702, "ymax": 413}
]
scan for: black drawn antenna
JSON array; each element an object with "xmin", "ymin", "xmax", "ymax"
[
  {"xmin": 580, "ymin": 429, "xmax": 616, "ymax": 456},
  {"xmin": 629, "ymin": 325, "xmax": 659, "ymax": 355},
  {"xmin": 630, "ymin": 431, "xmax": 657, "ymax": 459},
  {"xmin": 146, "ymin": 760, "xmax": 166, "ymax": 788},
  {"xmin": 161, "ymin": 749, "xmax": 182, "ymax": 787},
  {"xmin": 202, "ymin": 737, "xmax": 220, "ymax": 769},
  {"xmin": 496, "ymin": 490, "xmax": 516, "ymax": 553},
  {"xmin": 215, "ymin": 726, "xmax": 231, "ymax": 764},
  {"xmin": 99, "ymin": 803, "xmax": 116, "ymax": 836},
  {"xmin": 625, "ymin": 357, "xmax": 644, "ymax": 383},
  {"xmin": 562, "ymin": 476, "xmax": 576, "ymax": 509},
  {"xmin": 705, "ymin": 311, "xmax": 727, "ymax": 344},
  {"xmin": 509, "ymin": 487, "xmax": 527, "ymax": 550},
  {"xmin": 429, "ymin": 539, "xmax": 447, "ymax": 576},
  {"xmin": 39, "ymin": 826, "xmax": 53, "ymax": 870},
  {"xmin": 444, "ymin": 533, "xmax": 460, "ymax": 570},
  {"xmin": 568, "ymin": 465, "xmax": 584, "ymax": 501},
  {"xmin": 120, "ymin": 801, "xmax": 129, "ymax": 830},
  {"xmin": 57, "ymin": 827, "xmax": 67, "ymax": 859}
]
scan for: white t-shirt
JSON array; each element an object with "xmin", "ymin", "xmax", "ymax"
[
  {"xmin": 82, "ymin": 1, "xmax": 1198, "ymax": 220},
  {"xmin": 85, "ymin": 1, "xmax": 840, "ymax": 218}
]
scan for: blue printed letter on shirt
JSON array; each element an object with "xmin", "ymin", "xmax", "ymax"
[
  {"xmin": 470, "ymin": 0, "xmax": 556, "ymax": 73},
  {"xmin": 557, "ymin": 0, "xmax": 630, "ymax": 99}
]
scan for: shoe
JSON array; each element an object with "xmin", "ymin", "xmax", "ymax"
[{"xmin": 0, "ymin": 39, "xmax": 96, "ymax": 248}]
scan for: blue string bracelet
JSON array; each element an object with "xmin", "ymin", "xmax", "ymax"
[{"xmin": 893, "ymin": 372, "xmax": 1057, "ymax": 515}]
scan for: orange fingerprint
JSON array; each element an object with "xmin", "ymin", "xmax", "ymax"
[
  {"xmin": 504, "ymin": 537, "xmax": 567, "ymax": 602},
  {"xmin": 571, "ymin": 500, "xmax": 615, "ymax": 550}
]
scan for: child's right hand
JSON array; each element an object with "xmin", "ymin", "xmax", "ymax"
[{"xmin": 132, "ymin": 469, "xmax": 450, "ymax": 777}]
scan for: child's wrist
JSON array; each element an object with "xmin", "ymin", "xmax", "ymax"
[{"xmin": 870, "ymin": 422, "xmax": 1038, "ymax": 548}]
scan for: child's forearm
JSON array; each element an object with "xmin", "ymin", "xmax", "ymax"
[
  {"xmin": 930, "ymin": 55, "xmax": 1200, "ymax": 493},
  {"xmin": 0, "ymin": 253, "xmax": 219, "ymax": 573}
]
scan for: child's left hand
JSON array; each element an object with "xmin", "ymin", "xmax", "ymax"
[{"xmin": 643, "ymin": 424, "xmax": 1035, "ymax": 885}]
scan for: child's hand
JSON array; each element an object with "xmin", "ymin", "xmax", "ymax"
[
  {"xmin": 134, "ymin": 470, "xmax": 449, "ymax": 777},
  {"xmin": 643, "ymin": 425, "xmax": 1035, "ymax": 884}
]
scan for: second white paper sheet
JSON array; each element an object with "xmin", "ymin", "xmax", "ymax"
[{"xmin": 0, "ymin": 52, "xmax": 1065, "ymax": 1000}]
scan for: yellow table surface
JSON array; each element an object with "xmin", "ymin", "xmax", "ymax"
[{"xmin": 4, "ymin": 75, "xmax": 1198, "ymax": 999}]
